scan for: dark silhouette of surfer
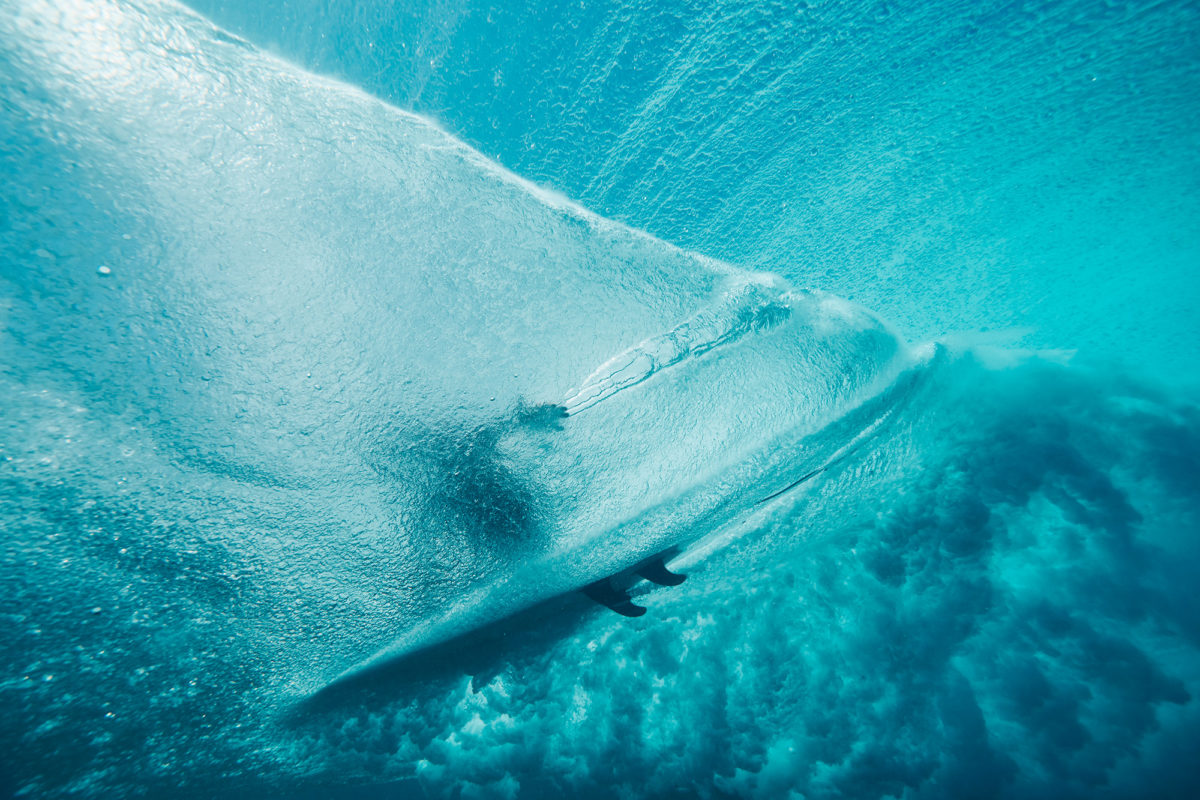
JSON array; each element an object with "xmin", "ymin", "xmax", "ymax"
[
  {"xmin": 419, "ymin": 400, "xmax": 567, "ymax": 551},
  {"xmin": 371, "ymin": 399, "xmax": 685, "ymax": 615}
]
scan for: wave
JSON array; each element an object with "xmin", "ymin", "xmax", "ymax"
[
  {"xmin": 281, "ymin": 348, "xmax": 1200, "ymax": 800},
  {"xmin": 1, "ymin": 1, "xmax": 1197, "ymax": 798}
]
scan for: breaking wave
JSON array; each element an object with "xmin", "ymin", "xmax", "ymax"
[{"xmin": 2, "ymin": 1, "xmax": 1197, "ymax": 798}]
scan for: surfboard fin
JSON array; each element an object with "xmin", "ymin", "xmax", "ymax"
[
  {"xmin": 582, "ymin": 579, "xmax": 647, "ymax": 617},
  {"xmin": 637, "ymin": 558, "xmax": 686, "ymax": 587}
]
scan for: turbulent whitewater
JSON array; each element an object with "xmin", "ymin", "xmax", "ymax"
[{"xmin": 2, "ymin": 1, "xmax": 1198, "ymax": 798}]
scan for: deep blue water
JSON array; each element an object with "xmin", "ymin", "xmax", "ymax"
[{"xmin": 1, "ymin": 1, "xmax": 1197, "ymax": 798}]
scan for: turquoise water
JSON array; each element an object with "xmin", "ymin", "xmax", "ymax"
[
  {"xmin": 191, "ymin": 0, "xmax": 1200, "ymax": 384},
  {"xmin": 1, "ymin": 1, "xmax": 1197, "ymax": 798}
]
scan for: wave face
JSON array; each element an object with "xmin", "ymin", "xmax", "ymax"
[
  {"xmin": 1, "ymin": 1, "xmax": 1198, "ymax": 799},
  {"xmin": 188, "ymin": 0, "xmax": 1200, "ymax": 382}
]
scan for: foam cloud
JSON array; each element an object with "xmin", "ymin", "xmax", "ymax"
[{"xmin": 283, "ymin": 353, "xmax": 1198, "ymax": 800}]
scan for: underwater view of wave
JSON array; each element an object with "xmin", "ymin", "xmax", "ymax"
[{"xmin": 1, "ymin": 1, "xmax": 1197, "ymax": 798}]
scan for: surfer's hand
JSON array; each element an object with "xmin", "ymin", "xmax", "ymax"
[{"xmin": 514, "ymin": 402, "xmax": 569, "ymax": 431}]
